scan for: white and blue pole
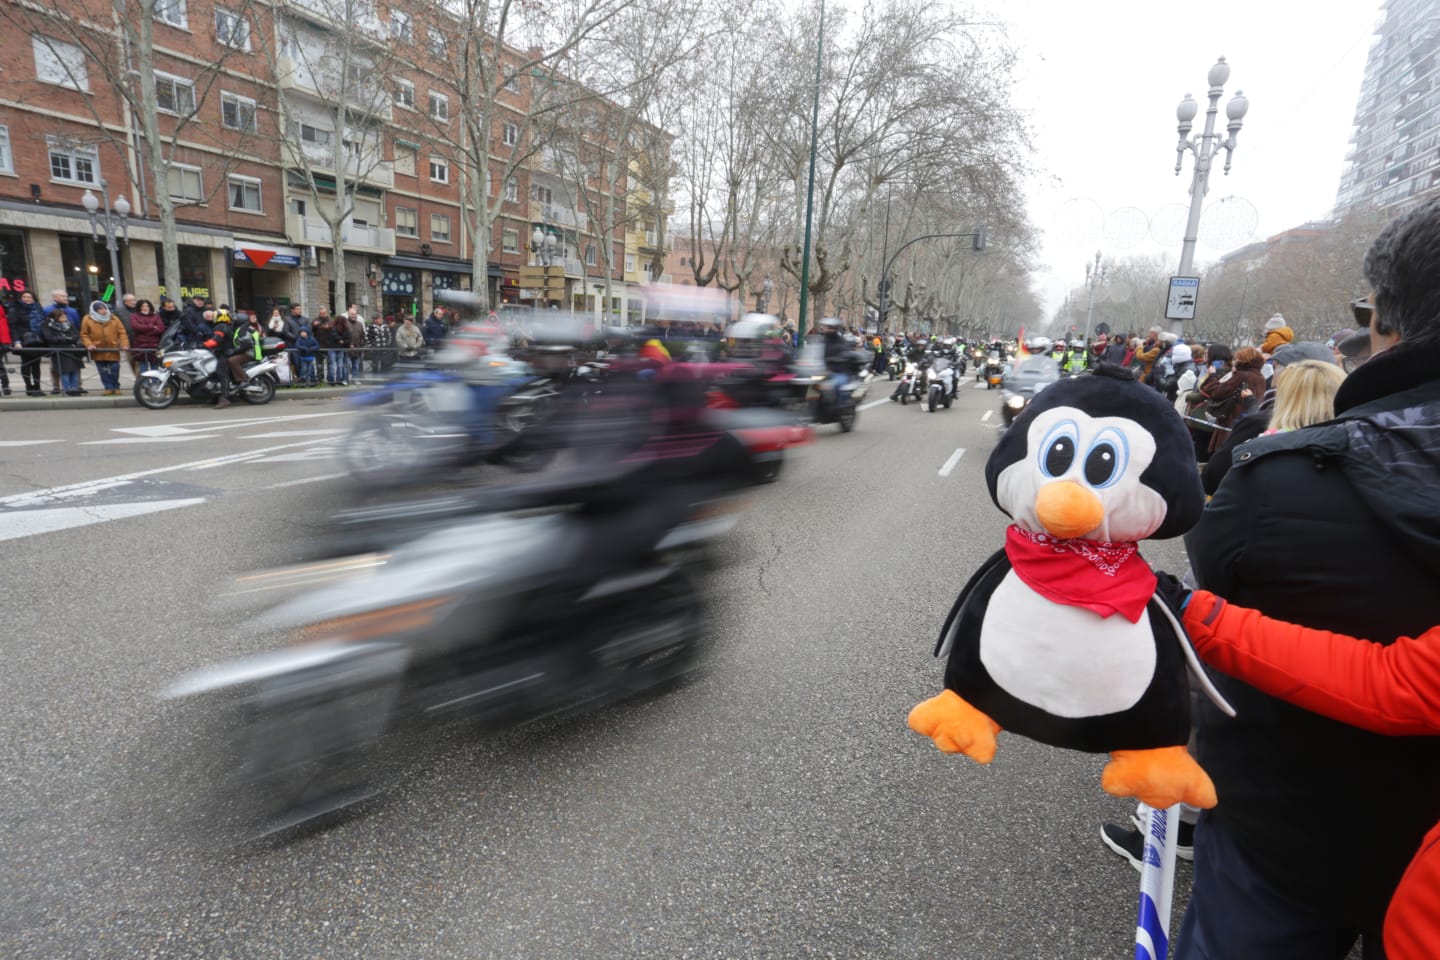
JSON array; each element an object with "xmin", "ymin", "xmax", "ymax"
[{"xmin": 1134, "ymin": 803, "xmax": 1179, "ymax": 960}]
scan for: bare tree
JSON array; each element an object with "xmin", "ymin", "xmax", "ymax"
[{"xmin": 258, "ymin": 0, "xmax": 403, "ymax": 314}]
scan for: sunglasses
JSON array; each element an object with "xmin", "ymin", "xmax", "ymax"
[{"xmin": 1352, "ymin": 297, "xmax": 1373, "ymax": 328}]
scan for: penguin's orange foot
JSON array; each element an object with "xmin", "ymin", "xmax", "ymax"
[
  {"xmin": 907, "ymin": 690, "xmax": 1002, "ymax": 764},
  {"xmin": 1101, "ymin": 746, "xmax": 1218, "ymax": 809}
]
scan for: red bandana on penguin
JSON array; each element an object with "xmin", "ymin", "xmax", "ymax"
[{"xmin": 1004, "ymin": 525, "xmax": 1157, "ymax": 623}]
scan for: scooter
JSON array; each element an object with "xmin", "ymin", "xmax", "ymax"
[
  {"xmin": 984, "ymin": 354, "xmax": 1006, "ymax": 390},
  {"xmin": 926, "ymin": 355, "xmax": 957, "ymax": 412}
]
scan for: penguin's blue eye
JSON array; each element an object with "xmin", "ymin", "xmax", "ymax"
[
  {"xmin": 1084, "ymin": 429, "xmax": 1129, "ymax": 488},
  {"xmin": 1038, "ymin": 421, "xmax": 1079, "ymax": 478}
]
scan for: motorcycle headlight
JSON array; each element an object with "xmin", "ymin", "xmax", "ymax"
[
  {"xmin": 161, "ymin": 358, "xmax": 175, "ymax": 368},
  {"xmin": 1005, "ymin": 395, "xmax": 1025, "ymax": 410}
]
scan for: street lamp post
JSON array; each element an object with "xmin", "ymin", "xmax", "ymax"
[
  {"xmin": 1082, "ymin": 250, "xmax": 1106, "ymax": 346},
  {"xmin": 795, "ymin": 0, "xmax": 826, "ymax": 349},
  {"xmin": 877, "ymin": 229, "xmax": 987, "ymax": 336},
  {"xmin": 1172, "ymin": 56, "xmax": 1248, "ymax": 334},
  {"xmin": 81, "ymin": 180, "xmax": 131, "ymax": 305},
  {"xmin": 530, "ymin": 227, "xmax": 557, "ymax": 306}
]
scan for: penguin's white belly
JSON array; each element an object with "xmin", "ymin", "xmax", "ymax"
[{"xmin": 979, "ymin": 571, "xmax": 1156, "ymax": 718}]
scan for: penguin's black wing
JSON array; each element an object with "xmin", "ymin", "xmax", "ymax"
[{"xmin": 934, "ymin": 548, "xmax": 1011, "ymax": 658}]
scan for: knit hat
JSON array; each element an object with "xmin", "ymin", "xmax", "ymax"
[
  {"xmin": 88, "ymin": 300, "xmax": 111, "ymax": 320},
  {"xmin": 1272, "ymin": 342, "xmax": 1335, "ymax": 368},
  {"xmin": 1264, "ymin": 314, "xmax": 1287, "ymax": 331},
  {"xmin": 1169, "ymin": 343, "xmax": 1192, "ymax": 364}
]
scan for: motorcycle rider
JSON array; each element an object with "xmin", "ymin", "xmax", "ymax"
[
  {"xmin": 820, "ymin": 317, "xmax": 853, "ymax": 399},
  {"xmin": 229, "ymin": 312, "xmax": 265, "ymax": 388},
  {"xmin": 202, "ymin": 309, "xmax": 236, "ymax": 409}
]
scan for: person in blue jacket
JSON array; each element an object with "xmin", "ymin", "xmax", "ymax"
[{"xmin": 293, "ymin": 325, "xmax": 320, "ymax": 384}]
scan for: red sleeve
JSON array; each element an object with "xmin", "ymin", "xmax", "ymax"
[{"xmin": 1183, "ymin": 591, "xmax": 1440, "ymax": 735}]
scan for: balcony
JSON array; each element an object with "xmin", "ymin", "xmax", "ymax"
[
  {"xmin": 529, "ymin": 200, "xmax": 586, "ymax": 232},
  {"xmin": 286, "ymin": 0, "xmax": 387, "ymax": 41},
  {"xmin": 286, "ymin": 213, "xmax": 395, "ymax": 255},
  {"xmin": 276, "ymin": 56, "xmax": 392, "ymax": 121},
  {"xmin": 291, "ymin": 140, "xmax": 393, "ymax": 187},
  {"xmin": 563, "ymin": 256, "xmax": 584, "ymax": 278}
]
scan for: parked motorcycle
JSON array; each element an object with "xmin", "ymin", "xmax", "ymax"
[{"xmin": 134, "ymin": 325, "xmax": 284, "ymax": 409}]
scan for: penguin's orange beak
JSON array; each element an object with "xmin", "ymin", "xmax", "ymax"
[{"xmin": 1035, "ymin": 480, "xmax": 1105, "ymax": 539}]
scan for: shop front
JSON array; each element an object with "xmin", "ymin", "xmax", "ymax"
[
  {"xmin": 232, "ymin": 243, "xmax": 302, "ymax": 320},
  {"xmin": 0, "ymin": 227, "xmax": 33, "ymax": 302},
  {"xmin": 381, "ymin": 267, "xmax": 418, "ymax": 321},
  {"xmin": 153, "ymin": 245, "xmax": 216, "ymax": 305}
]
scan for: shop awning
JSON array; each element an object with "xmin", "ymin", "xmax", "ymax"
[{"xmin": 382, "ymin": 256, "xmax": 475, "ymax": 274}]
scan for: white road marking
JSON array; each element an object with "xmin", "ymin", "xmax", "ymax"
[
  {"xmin": 0, "ymin": 437, "xmax": 338, "ymax": 508},
  {"xmin": 239, "ymin": 429, "xmax": 347, "ymax": 439},
  {"xmin": 938, "ymin": 447, "xmax": 967, "ymax": 477},
  {"xmin": 859, "ymin": 398, "xmax": 891, "ymax": 411},
  {"xmin": 112, "ymin": 412, "xmax": 349, "ymax": 438},
  {"xmin": 0, "ymin": 498, "xmax": 206, "ymax": 543},
  {"xmin": 0, "ymin": 440, "xmax": 62, "ymax": 447},
  {"xmin": 81, "ymin": 435, "xmax": 223, "ymax": 445},
  {"xmin": 262, "ymin": 471, "xmax": 348, "ymax": 490},
  {"xmin": 981, "ymin": 410, "xmax": 993, "ymax": 422}
]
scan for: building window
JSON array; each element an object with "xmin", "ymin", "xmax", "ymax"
[
  {"xmin": 427, "ymin": 27, "xmax": 446, "ymax": 56},
  {"xmin": 33, "ymin": 37, "xmax": 89, "ymax": 91},
  {"xmin": 504, "ymin": 74, "xmax": 520, "ymax": 94},
  {"xmin": 0, "ymin": 126, "xmax": 12, "ymax": 175},
  {"xmin": 221, "ymin": 92, "xmax": 256, "ymax": 132},
  {"xmin": 155, "ymin": 72, "xmax": 196, "ymax": 116},
  {"xmin": 394, "ymin": 144, "xmax": 416, "ymax": 176},
  {"xmin": 166, "ymin": 163, "xmax": 203, "ymax": 202},
  {"xmin": 214, "ymin": 8, "xmax": 250, "ymax": 50},
  {"xmin": 584, "ymin": 243, "xmax": 597, "ymax": 266},
  {"xmin": 228, "ymin": 175, "xmax": 262, "ymax": 212},
  {"xmin": 502, "ymin": 229, "xmax": 519, "ymax": 253},
  {"xmin": 395, "ymin": 206, "xmax": 417, "ymax": 237},
  {"xmin": 296, "ymin": 122, "xmax": 331, "ymax": 146},
  {"xmin": 502, "ymin": 122, "xmax": 518, "ymax": 146},
  {"xmin": 531, "ymin": 183, "xmax": 553, "ymax": 205},
  {"xmin": 429, "ymin": 92, "xmax": 449, "ymax": 122},
  {"xmin": 389, "ymin": 10, "xmax": 411, "ymax": 41},
  {"xmin": 47, "ymin": 139, "xmax": 99, "ymax": 186},
  {"xmin": 429, "ymin": 157, "xmax": 448, "ymax": 183},
  {"xmin": 505, "ymin": 177, "xmax": 518, "ymax": 202},
  {"xmin": 394, "ymin": 78, "xmax": 414, "ymax": 109},
  {"xmin": 154, "ymin": 0, "xmax": 187, "ymax": 28},
  {"xmin": 430, "ymin": 213, "xmax": 451, "ymax": 242},
  {"xmin": 624, "ymin": 253, "xmax": 635, "ymax": 273},
  {"xmin": 346, "ymin": 62, "xmax": 371, "ymax": 86}
]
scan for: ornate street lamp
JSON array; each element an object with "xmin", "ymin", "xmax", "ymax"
[{"xmin": 81, "ymin": 180, "xmax": 130, "ymax": 304}]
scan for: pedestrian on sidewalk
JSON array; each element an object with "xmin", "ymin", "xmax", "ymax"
[
  {"xmin": 47, "ymin": 290, "xmax": 79, "ymax": 394},
  {"xmin": 14, "ymin": 292, "xmax": 46, "ymax": 395},
  {"xmin": 42, "ymin": 308, "xmax": 85, "ymax": 395},
  {"xmin": 345, "ymin": 305, "xmax": 366, "ymax": 383},
  {"xmin": 128, "ymin": 299, "xmax": 165, "ymax": 372},
  {"xmin": 80, "ymin": 300, "xmax": 130, "ymax": 396},
  {"xmin": 0, "ymin": 298, "xmax": 12, "ymax": 396}
]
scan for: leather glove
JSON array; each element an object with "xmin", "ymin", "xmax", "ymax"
[{"xmin": 1152, "ymin": 568, "xmax": 1191, "ymax": 614}]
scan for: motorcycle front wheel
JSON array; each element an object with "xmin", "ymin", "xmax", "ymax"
[
  {"xmin": 929, "ymin": 385, "xmax": 941, "ymax": 412},
  {"xmin": 838, "ymin": 403, "xmax": 856, "ymax": 432},
  {"xmin": 134, "ymin": 378, "xmax": 179, "ymax": 410}
]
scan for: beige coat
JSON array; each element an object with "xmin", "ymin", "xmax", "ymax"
[{"xmin": 81, "ymin": 314, "xmax": 130, "ymax": 362}]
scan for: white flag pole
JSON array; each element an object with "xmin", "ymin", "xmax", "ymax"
[{"xmin": 1134, "ymin": 803, "xmax": 1179, "ymax": 960}]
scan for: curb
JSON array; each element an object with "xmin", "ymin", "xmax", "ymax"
[{"xmin": 0, "ymin": 385, "xmax": 357, "ymax": 412}]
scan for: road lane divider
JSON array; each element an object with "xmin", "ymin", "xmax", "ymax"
[
  {"xmin": 859, "ymin": 398, "xmax": 891, "ymax": 411},
  {"xmin": 938, "ymin": 447, "xmax": 967, "ymax": 477},
  {"xmin": 981, "ymin": 410, "xmax": 993, "ymax": 422}
]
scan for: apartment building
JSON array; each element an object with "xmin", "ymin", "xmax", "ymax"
[
  {"xmin": 0, "ymin": 0, "xmax": 659, "ymax": 320},
  {"xmin": 1335, "ymin": 0, "xmax": 1440, "ymax": 214}
]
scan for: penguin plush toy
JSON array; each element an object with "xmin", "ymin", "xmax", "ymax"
[{"xmin": 908, "ymin": 365, "xmax": 1231, "ymax": 810}]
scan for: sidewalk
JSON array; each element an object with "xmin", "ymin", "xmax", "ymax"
[{"xmin": 0, "ymin": 358, "xmax": 366, "ymax": 412}]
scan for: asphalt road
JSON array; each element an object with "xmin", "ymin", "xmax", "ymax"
[{"xmin": 1, "ymin": 377, "xmax": 1196, "ymax": 959}]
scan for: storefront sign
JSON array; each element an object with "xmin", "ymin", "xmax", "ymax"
[
  {"xmin": 0, "ymin": 277, "xmax": 27, "ymax": 293},
  {"xmin": 235, "ymin": 249, "xmax": 300, "ymax": 267},
  {"xmin": 158, "ymin": 286, "xmax": 212, "ymax": 300}
]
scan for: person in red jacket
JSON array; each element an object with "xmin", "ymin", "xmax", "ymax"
[{"xmin": 1169, "ymin": 582, "xmax": 1439, "ymax": 960}]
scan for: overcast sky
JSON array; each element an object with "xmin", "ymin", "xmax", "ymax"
[{"xmin": 978, "ymin": 0, "xmax": 1383, "ymax": 317}]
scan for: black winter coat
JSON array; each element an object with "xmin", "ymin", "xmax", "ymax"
[
  {"xmin": 1185, "ymin": 340, "xmax": 1440, "ymax": 928},
  {"xmin": 41, "ymin": 317, "xmax": 86, "ymax": 373}
]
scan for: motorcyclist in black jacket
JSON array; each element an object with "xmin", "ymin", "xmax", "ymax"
[{"xmin": 202, "ymin": 309, "xmax": 236, "ymax": 409}]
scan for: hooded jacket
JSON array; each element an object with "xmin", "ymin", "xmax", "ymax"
[
  {"xmin": 41, "ymin": 314, "xmax": 85, "ymax": 373},
  {"xmin": 1185, "ymin": 339, "xmax": 1440, "ymax": 928},
  {"xmin": 1261, "ymin": 325, "xmax": 1296, "ymax": 355},
  {"xmin": 80, "ymin": 303, "xmax": 130, "ymax": 361}
]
